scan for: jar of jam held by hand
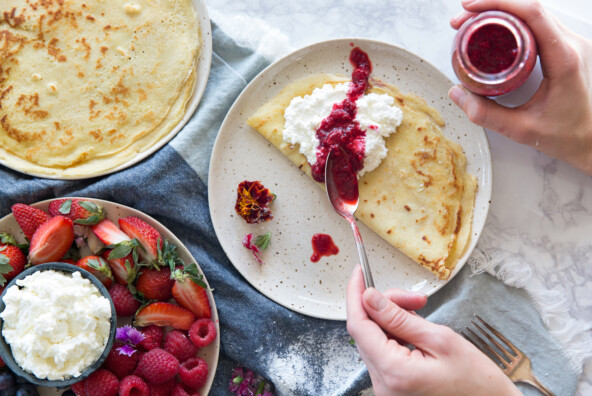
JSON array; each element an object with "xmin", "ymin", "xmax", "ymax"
[{"xmin": 451, "ymin": 11, "xmax": 537, "ymax": 96}]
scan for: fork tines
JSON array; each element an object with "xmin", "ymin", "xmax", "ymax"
[{"xmin": 461, "ymin": 315, "xmax": 519, "ymax": 369}]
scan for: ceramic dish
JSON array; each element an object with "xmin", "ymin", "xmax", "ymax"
[
  {"xmin": 0, "ymin": 263, "xmax": 117, "ymax": 387},
  {"xmin": 0, "ymin": 0, "xmax": 212, "ymax": 180},
  {"xmin": 208, "ymin": 38, "xmax": 492, "ymax": 320},
  {"xmin": 0, "ymin": 198, "xmax": 220, "ymax": 395}
]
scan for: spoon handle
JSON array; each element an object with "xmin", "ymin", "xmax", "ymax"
[{"xmin": 348, "ymin": 217, "xmax": 374, "ymax": 289}]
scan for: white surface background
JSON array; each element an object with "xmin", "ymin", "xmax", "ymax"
[{"xmin": 205, "ymin": 0, "xmax": 592, "ymax": 394}]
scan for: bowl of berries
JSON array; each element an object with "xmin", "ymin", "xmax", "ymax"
[
  {"xmin": 0, "ymin": 198, "xmax": 219, "ymax": 395},
  {"xmin": 0, "ymin": 262, "xmax": 117, "ymax": 387}
]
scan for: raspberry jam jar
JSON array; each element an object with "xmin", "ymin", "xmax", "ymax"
[{"xmin": 451, "ymin": 11, "xmax": 537, "ymax": 96}]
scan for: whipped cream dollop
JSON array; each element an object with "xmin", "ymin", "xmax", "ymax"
[
  {"xmin": 283, "ymin": 82, "xmax": 403, "ymax": 177},
  {"xmin": 1, "ymin": 270, "xmax": 112, "ymax": 380}
]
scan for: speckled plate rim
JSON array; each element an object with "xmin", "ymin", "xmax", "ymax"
[
  {"xmin": 208, "ymin": 38, "xmax": 492, "ymax": 321},
  {"xmin": 0, "ymin": 198, "xmax": 220, "ymax": 395},
  {"xmin": 0, "ymin": 0, "xmax": 212, "ymax": 180}
]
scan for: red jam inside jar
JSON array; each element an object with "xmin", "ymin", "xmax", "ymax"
[{"xmin": 452, "ymin": 11, "xmax": 537, "ymax": 96}]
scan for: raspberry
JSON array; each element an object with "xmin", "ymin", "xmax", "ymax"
[
  {"xmin": 171, "ymin": 383, "xmax": 201, "ymax": 396},
  {"xmin": 164, "ymin": 330, "xmax": 197, "ymax": 362},
  {"xmin": 188, "ymin": 319, "xmax": 216, "ymax": 348},
  {"xmin": 84, "ymin": 369, "xmax": 119, "ymax": 396},
  {"xmin": 102, "ymin": 343, "xmax": 140, "ymax": 379},
  {"xmin": 178, "ymin": 357, "xmax": 208, "ymax": 390},
  {"xmin": 109, "ymin": 284, "xmax": 141, "ymax": 316},
  {"xmin": 148, "ymin": 379, "xmax": 175, "ymax": 396},
  {"xmin": 137, "ymin": 348, "xmax": 179, "ymax": 384},
  {"xmin": 119, "ymin": 375, "xmax": 149, "ymax": 396},
  {"xmin": 132, "ymin": 351, "xmax": 145, "ymax": 377},
  {"xmin": 71, "ymin": 380, "xmax": 86, "ymax": 396},
  {"xmin": 139, "ymin": 326, "xmax": 164, "ymax": 351}
]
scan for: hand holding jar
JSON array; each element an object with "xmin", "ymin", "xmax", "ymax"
[{"xmin": 449, "ymin": 0, "xmax": 592, "ymax": 176}]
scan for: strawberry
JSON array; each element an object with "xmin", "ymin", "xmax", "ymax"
[
  {"xmin": 134, "ymin": 302, "xmax": 195, "ymax": 331},
  {"xmin": 102, "ymin": 343, "xmax": 140, "ymax": 379},
  {"xmin": 11, "ymin": 203, "xmax": 51, "ymax": 240},
  {"xmin": 0, "ymin": 244, "xmax": 26, "ymax": 286},
  {"xmin": 136, "ymin": 267, "xmax": 174, "ymax": 301},
  {"xmin": 48, "ymin": 198, "xmax": 105, "ymax": 226},
  {"xmin": 137, "ymin": 349, "xmax": 179, "ymax": 385},
  {"xmin": 91, "ymin": 219, "xmax": 132, "ymax": 246},
  {"xmin": 84, "ymin": 369, "xmax": 119, "ymax": 396},
  {"xmin": 171, "ymin": 264, "xmax": 211, "ymax": 319},
  {"xmin": 109, "ymin": 283, "xmax": 141, "ymax": 316},
  {"xmin": 75, "ymin": 255, "xmax": 113, "ymax": 287},
  {"xmin": 28, "ymin": 216, "xmax": 74, "ymax": 265},
  {"xmin": 118, "ymin": 217, "xmax": 162, "ymax": 263},
  {"xmin": 102, "ymin": 250, "xmax": 136, "ymax": 285}
]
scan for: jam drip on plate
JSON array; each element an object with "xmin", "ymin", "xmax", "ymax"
[
  {"xmin": 310, "ymin": 47, "xmax": 372, "ymax": 185},
  {"xmin": 310, "ymin": 233, "xmax": 339, "ymax": 263}
]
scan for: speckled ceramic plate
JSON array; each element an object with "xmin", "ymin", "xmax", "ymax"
[
  {"xmin": 208, "ymin": 38, "xmax": 492, "ymax": 320},
  {"xmin": 0, "ymin": 0, "xmax": 212, "ymax": 180},
  {"xmin": 0, "ymin": 198, "xmax": 219, "ymax": 395}
]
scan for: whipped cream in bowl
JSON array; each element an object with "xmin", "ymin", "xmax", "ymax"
[{"xmin": 0, "ymin": 263, "xmax": 116, "ymax": 386}]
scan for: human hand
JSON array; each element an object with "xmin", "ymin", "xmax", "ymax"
[
  {"xmin": 346, "ymin": 265, "xmax": 520, "ymax": 396},
  {"xmin": 449, "ymin": 0, "xmax": 592, "ymax": 176}
]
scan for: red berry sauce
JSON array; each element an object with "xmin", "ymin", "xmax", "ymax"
[
  {"xmin": 310, "ymin": 47, "xmax": 372, "ymax": 185},
  {"xmin": 467, "ymin": 23, "xmax": 518, "ymax": 74},
  {"xmin": 310, "ymin": 233, "xmax": 339, "ymax": 263}
]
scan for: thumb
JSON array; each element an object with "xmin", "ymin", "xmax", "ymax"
[
  {"xmin": 449, "ymin": 85, "xmax": 530, "ymax": 143},
  {"xmin": 363, "ymin": 287, "xmax": 443, "ymax": 354}
]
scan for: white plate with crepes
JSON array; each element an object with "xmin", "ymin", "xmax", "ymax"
[
  {"xmin": 0, "ymin": 198, "xmax": 220, "ymax": 395},
  {"xmin": 0, "ymin": 0, "xmax": 212, "ymax": 180},
  {"xmin": 208, "ymin": 39, "xmax": 492, "ymax": 320}
]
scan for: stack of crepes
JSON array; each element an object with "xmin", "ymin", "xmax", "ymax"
[
  {"xmin": 0, "ymin": 0, "xmax": 199, "ymax": 178},
  {"xmin": 247, "ymin": 74, "xmax": 477, "ymax": 280}
]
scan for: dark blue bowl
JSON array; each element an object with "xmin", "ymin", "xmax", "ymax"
[{"xmin": 0, "ymin": 262, "xmax": 116, "ymax": 387}]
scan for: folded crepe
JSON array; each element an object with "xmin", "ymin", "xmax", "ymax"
[{"xmin": 247, "ymin": 73, "xmax": 476, "ymax": 280}]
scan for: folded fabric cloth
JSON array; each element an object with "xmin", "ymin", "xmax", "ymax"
[{"xmin": 0, "ymin": 24, "xmax": 579, "ymax": 395}]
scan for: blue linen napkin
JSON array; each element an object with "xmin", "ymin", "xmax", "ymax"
[{"xmin": 0, "ymin": 23, "xmax": 579, "ymax": 396}]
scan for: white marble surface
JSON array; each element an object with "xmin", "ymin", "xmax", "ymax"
[{"xmin": 205, "ymin": 0, "xmax": 592, "ymax": 394}]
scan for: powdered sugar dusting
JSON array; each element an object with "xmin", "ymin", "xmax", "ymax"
[{"xmin": 264, "ymin": 327, "xmax": 365, "ymax": 394}]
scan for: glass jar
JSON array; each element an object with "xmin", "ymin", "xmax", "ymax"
[{"xmin": 451, "ymin": 11, "xmax": 537, "ymax": 96}]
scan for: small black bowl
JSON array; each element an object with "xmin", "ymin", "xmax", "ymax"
[{"xmin": 0, "ymin": 262, "xmax": 117, "ymax": 387}]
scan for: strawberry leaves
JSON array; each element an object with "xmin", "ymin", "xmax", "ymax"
[{"xmin": 58, "ymin": 199, "xmax": 105, "ymax": 225}]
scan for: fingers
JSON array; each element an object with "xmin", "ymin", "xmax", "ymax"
[
  {"xmin": 382, "ymin": 289, "xmax": 427, "ymax": 311},
  {"xmin": 450, "ymin": 11, "xmax": 477, "ymax": 29},
  {"xmin": 459, "ymin": 0, "xmax": 571, "ymax": 79},
  {"xmin": 448, "ymin": 85, "xmax": 535, "ymax": 143},
  {"xmin": 362, "ymin": 287, "xmax": 442, "ymax": 354},
  {"xmin": 346, "ymin": 266, "xmax": 392, "ymax": 358}
]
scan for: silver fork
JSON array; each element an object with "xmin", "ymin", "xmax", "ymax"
[{"xmin": 462, "ymin": 315, "xmax": 555, "ymax": 396}]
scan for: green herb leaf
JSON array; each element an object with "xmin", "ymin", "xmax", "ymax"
[
  {"xmin": 255, "ymin": 380, "xmax": 265, "ymax": 395},
  {"xmin": 232, "ymin": 376, "xmax": 243, "ymax": 385},
  {"xmin": 0, "ymin": 254, "xmax": 9, "ymax": 266},
  {"xmin": 79, "ymin": 201, "xmax": 99, "ymax": 213},
  {"xmin": 59, "ymin": 199, "xmax": 73, "ymax": 215},
  {"xmin": 254, "ymin": 232, "xmax": 271, "ymax": 251}
]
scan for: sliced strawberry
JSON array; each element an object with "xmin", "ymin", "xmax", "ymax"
[
  {"xmin": 134, "ymin": 302, "xmax": 195, "ymax": 331},
  {"xmin": 0, "ymin": 244, "xmax": 26, "ymax": 286},
  {"xmin": 75, "ymin": 255, "xmax": 113, "ymax": 287},
  {"xmin": 48, "ymin": 198, "xmax": 105, "ymax": 226},
  {"xmin": 29, "ymin": 216, "xmax": 74, "ymax": 265},
  {"xmin": 11, "ymin": 203, "xmax": 51, "ymax": 240},
  {"xmin": 102, "ymin": 250, "xmax": 136, "ymax": 285},
  {"xmin": 171, "ymin": 264, "xmax": 211, "ymax": 319},
  {"xmin": 118, "ymin": 217, "xmax": 162, "ymax": 263},
  {"xmin": 91, "ymin": 219, "xmax": 131, "ymax": 246}
]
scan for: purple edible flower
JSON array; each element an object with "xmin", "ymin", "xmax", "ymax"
[
  {"xmin": 229, "ymin": 366, "xmax": 275, "ymax": 396},
  {"xmin": 115, "ymin": 325, "xmax": 145, "ymax": 356}
]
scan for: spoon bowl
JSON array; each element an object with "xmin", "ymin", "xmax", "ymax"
[{"xmin": 325, "ymin": 149, "xmax": 375, "ymax": 289}]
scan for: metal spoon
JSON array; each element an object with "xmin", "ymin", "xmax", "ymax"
[{"xmin": 325, "ymin": 148, "xmax": 374, "ymax": 289}]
